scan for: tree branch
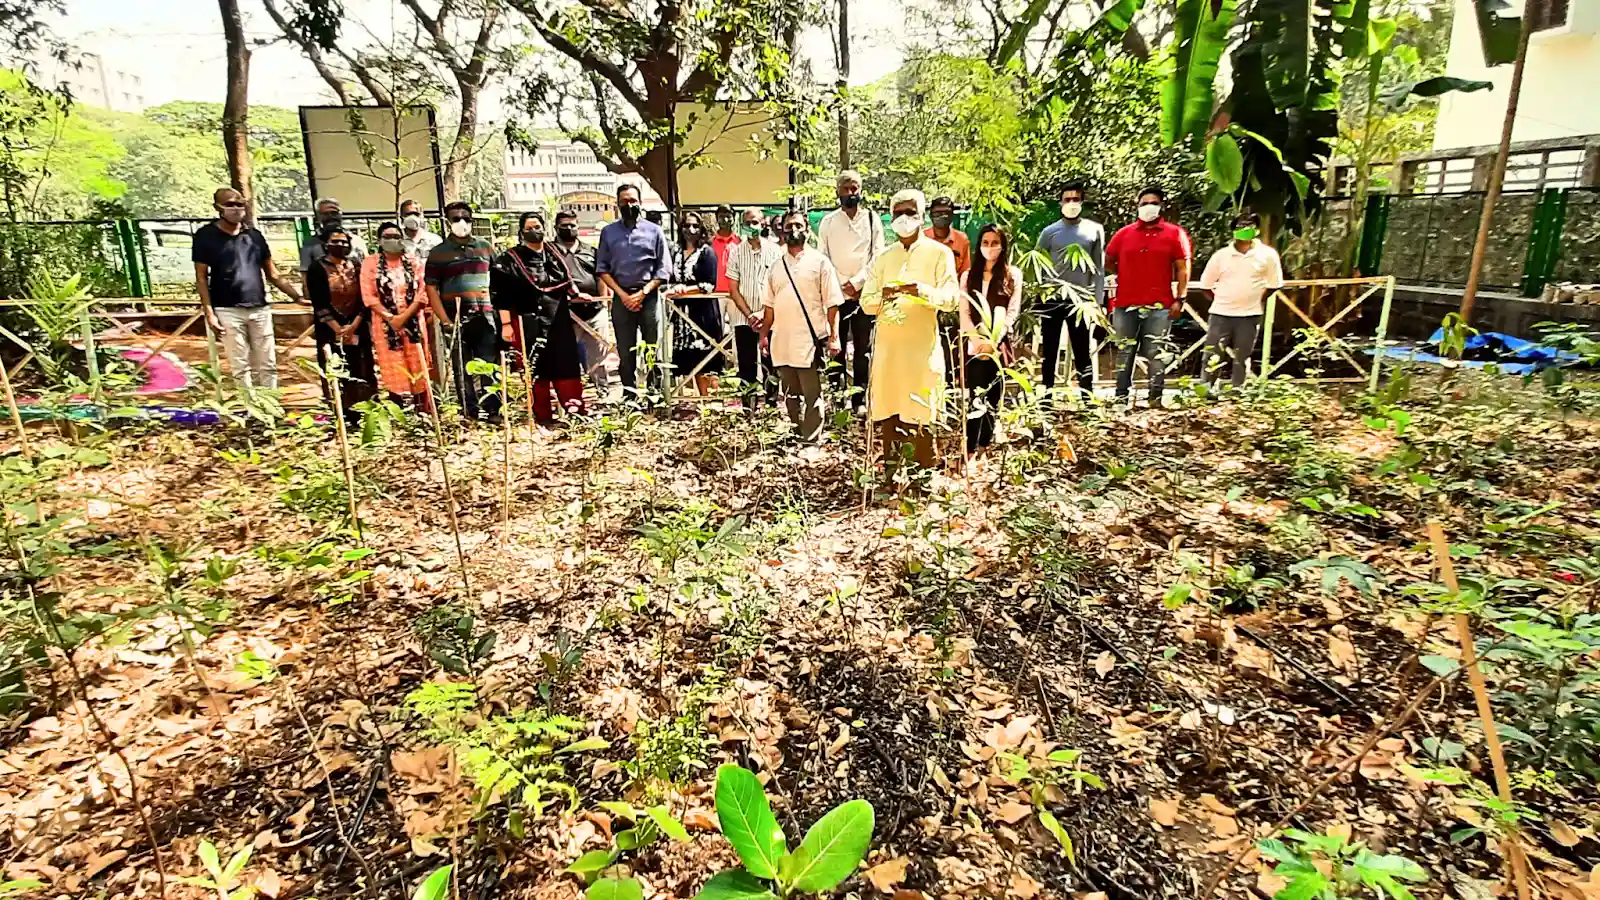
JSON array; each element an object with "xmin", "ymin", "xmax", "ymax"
[
  {"xmin": 678, "ymin": 27, "xmax": 737, "ymax": 99},
  {"xmin": 514, "ymin": 7, "xmax": 649, "ymax": 115},
  {"xmin": 261, "ymin": 0, "xmax": 351, "ymax": 103}
]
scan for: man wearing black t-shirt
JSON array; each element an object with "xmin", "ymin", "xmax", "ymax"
[{"xmin": 192, "ymin": 188, "xmax": 304, "ymax": 390}]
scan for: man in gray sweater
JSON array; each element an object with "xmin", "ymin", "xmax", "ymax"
[{"xmin": 1035, "ymin": 180, "xmax": 1106, "ymax": 402}]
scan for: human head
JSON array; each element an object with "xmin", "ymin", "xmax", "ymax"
[
  {"xmin": 315, "ymin": 197, "xmax": 342, "ymax": 226},
  {"xmin": 616, "ymin": 184, "xmax": 642, "ymax": 224},
  {"xmin": 399, "ymin": 199, "xmax": 421, "ymax": 217},
  {"xmin": 928, "ymin": 196, "xmax": 956, "ymax": 230},
  {"xmin": 321, "ymin": 225, "xmax": 353, "ymax": 259},
  {"xmin": 836, "ymin": 170, "xmax": 864, "ymax": 208},
  {"xmin": 889, "ymin": 188, "xmax": 926, "ymax": 240},
  {"xmin": 741, "ymin": 207, "xmax": 765, "ymax": 239},
  {"xmin": 376, "ymin": 221, "xmax": 405, "ymax": 256},
  {"xmin": 555, "ymin": 210, "xmax": 579, "ymax": 242},
  {"xmin": 969, "ymin": 224, "xmax": 1015, "ymax": 308},
  {"xmin": 781, "ymin": 210, "xmax": 809, "ymax": 249},
  {"xmin": 1232, "ymin": 210, "xmax": 1261, "ymax": 242},
  {"xmin": 213, "ymin": 188, "xmax": 247, "ymax": 224},
  {"xmin": 715, "ymin": 204, "xmax": 735, "ymax": 231},
  {"xmin": 1060, "ymin": 179, "xmax": 1086, "ymax": 220},
  {"xmin": 519, "ymin": 211, "xmax": 546, "ymax": 243},
  {"xmin": 1136, "ymin": 185, "xmax": 1165, "ymax": 223},
  {"xmin": 444, "ymin": 201, "xmax": 474, "ymax": 239},
  {"xmin": 680, "ymin": 211, "xmax": 708, "ymax": 249}
]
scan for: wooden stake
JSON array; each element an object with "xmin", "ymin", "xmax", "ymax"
[
  {"xmin": 327, "ymin": 366, "xmax": 362, "ymax": 539},
  {"xmin": 417, "ymin": 315, "xmax": 473, "ymax": 602},
  {"xmin": 1428, "ymin": 520, "xmax": 1530, "ymax": 900},
  {"xmin": 0, "ymin": 348, "xmax": 29, "ymax": 458},
  {"xmin": 500, "ymin": 351, "xmax": 512, "ymax": 550}
]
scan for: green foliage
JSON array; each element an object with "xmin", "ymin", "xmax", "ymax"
[
  {"xmin": 565, "ymin": 802, "xmax": 689, "ymax": 899},
  {"xmin": 413, "ymin": 864, "xmax": 453, "ymax": 900},
  {"xmin": 1162, "ymin": 0, "xmax": 1237, "ymax": 147},
  {"xmin": 175, "ymin": 838, "xmax": 255, "ymax": 900},
  {"xmin": 697, "ymin": 765, "xmax": 874, "ymax": 898},
  {"xmin": 626, "ymin": 676, "xmax": 719, "ymax": 789},
  {"xmin": 1290, "ymin": 556, "xmax": 1384, "ymax": 598},
  {"xmin": 998, "ymin": 748, "xmax": 1103, "ymax": 863},
  {"xmin": 1258, "ymin": 828, "xmax": 1427, "ymax": 899},
  {"xmin": 413, "ymin": 604, "xmax": 498, "ymax": 676},
  {"xmin": 1480, "ymin": 604, "xmax": 1600, "ymax": 779}
]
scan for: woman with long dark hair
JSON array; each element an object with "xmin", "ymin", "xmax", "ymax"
[
  {"xmin": 665, "ymin": 210, "xmax": 724, "ymax": 396},
  {"xmin": 491, "ymin": 211, "xmax": 585, "ymax": 425},
  {"xmin": 306, "ymin": 224, "xmax": 374, "ymax": 422},
  {"xmin": 960, "ymin": 224, "xmax": 1023, "ymax": 454},
  {"xmin": 361, "ymin": 221, "xmax": 443, "ymax": 411}
]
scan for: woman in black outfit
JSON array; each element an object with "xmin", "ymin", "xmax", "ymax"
[
  {"xmin": 491, "ymin": 211, "xmax": 584, "ymax": 425},
  {"xmin": 665, "ymin": 211, "xmax": 724, "ymax": 395},
  {"xmin": 960, "ymin": 224, "xmax": 1023, "ymax": 456},
  {"xmin": 305, "ymin": 225, "xmax": 374, "ymax": 423}
]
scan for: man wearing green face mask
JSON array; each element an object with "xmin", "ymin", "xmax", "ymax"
[{"xmin": 1198, "ymin": 211, "xmax": 1283, "ymax": 390}]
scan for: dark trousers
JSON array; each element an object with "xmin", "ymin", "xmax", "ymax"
[
  {"xmin": 831, "ymin": 301, "xmax": 873, "ymax": 409},
  {"xmin": 452, "ymin": 313, "xmax": 502, "ymax": 419},
  {"xmin": 1038, "ymin": 306, "xmax": 1094, "ymax": 396},
  {"xmin": 734, "ymin": 324, "xmax": 775, "ymax": 403},
  {"xmin": 1202, "ymin": 313, "xmax": 1263, "ymax": 388},
  {"xmin": 610, "ymin": 291, "xmax": 661, "ymax": 401},
  {"xmin": 965, "ymin": 356, "xmax": 1003, "ymax": 450}
]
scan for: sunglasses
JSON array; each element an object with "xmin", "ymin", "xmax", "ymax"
[
  {"xmin": 219, "ymin": 201, "xmax": 246, "ymax": 209},
  {"xmin": 327, "ymin": 241, "xmax": 352, "ymax": 248},
  {"xmin": 446, "ymin": 214, "xmax": 472, "ymax": 223}
]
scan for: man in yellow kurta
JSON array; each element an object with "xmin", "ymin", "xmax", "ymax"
[{"xmin": 861, "ymin": 188, "xmax": 959, "ymax": 468}]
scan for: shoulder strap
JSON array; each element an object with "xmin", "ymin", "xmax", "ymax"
[{"xmin": 781, "ymin": 255, "xmax": 823, "ymax": 348}]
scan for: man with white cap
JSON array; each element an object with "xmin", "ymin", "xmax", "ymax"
[
  {"xmin": 860, "ymin": 188, "xmax": 958, "ymax": 469},
  {"xmin": 817, "ymin": 170, "xmax": 885, "ymax": 410}
]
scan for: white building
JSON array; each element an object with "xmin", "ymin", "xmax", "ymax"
[
  {"xmin": 503, "ymin": 136, "xmax": 663, "ymax": 212},
  {"xmin": 1431, "ymin": 0, "xmax": 1599, "ymax": 187},
  {"xmin": 34, "ymin": 51, "xmax": 146, "ymax": 113}
]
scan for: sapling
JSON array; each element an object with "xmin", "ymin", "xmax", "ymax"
[
  {"xmin": 1256, "ymin": 828, "xmax": 1427, "ymax": 900},
  {"xmin": 566, "ymin": 802, "xmax": 690, "ymax": 899},
  {"xmin": 694, "ymin": 764, "xmax": 874, "ymax": 899},
  {"xmin": 176, "ymin": 839, "xmax": 256, "ymax": 900},
  {"xmin": 997, "ymin": 748, "xmax": 1103, "ymax": 864}
]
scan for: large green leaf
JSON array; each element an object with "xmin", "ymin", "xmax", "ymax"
[
  {"xmin": 1161, "ymin": 0, "xmax": 1237, "ymax": 145},
  {"xmin": 713, "ymin": 765, "xmax": 786, "ymax": 880},
  {"xmin": 782, "ymin": 799, "xmax": 875, "ymax": 893},
  {"xmin": 1095, "ymin": 0, "xmax": 1147, "ymax": 32},
  {"xmin": 1206, "ymin": 133, "xmax": 1245, "ymax": 193},
  {"xmin": 694, "ymin": 869, "xmax": 778, "ymax": 900},
  {"xmin": 413, "ymin": 865, "xmax": 454, "ymax": 900},
  {"xmin": 587, "ymin": 877, "xmax": 645, "ymax": 900}
]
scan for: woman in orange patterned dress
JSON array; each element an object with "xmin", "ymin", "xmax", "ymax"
[{"xmin": 361, "ymin": 222, "xmax": 446, "ymax": 411}]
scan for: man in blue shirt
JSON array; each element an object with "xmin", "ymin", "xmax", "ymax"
[
  {"xmin": 1035, "ymin": 179, "xmax": 1106, "ymax": 403},
  {"xmin": 596, "ymin": 183, "xmax": 673, "ymax": 401}
]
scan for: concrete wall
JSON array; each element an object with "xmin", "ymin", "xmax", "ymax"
[{"xmin": 1434, "ymin": 0, "xmax": 1600, "ymax": 151}]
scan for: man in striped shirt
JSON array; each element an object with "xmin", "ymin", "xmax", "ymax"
[
  {"xmin": 426, "ymin": 201, "xmax": 501, "ymax": 422},
  {"xmin": 726, "ymin": 207, "xmax": 783, "ymax": 407}
]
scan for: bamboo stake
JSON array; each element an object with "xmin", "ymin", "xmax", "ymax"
[
  {"xmin": 0, "ymin": 349, "xmax": 29, "ymax": 458},
  {"xmin": 1428, "ymin": 520, "xmax": 1529, "ymax": 900},
  {"xmin": 327, "ymin": 364, "xmax": 362, "ymax": 540},
  {"xmin": 418, "ymin": 315, "xmax": 473, "ymax": 602},
  {"xmin": 500, "ymin": 350, "xmax": 512, "ymax": 551}
]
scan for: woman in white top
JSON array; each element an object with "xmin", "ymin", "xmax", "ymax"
[{"xmin": 960, "ymin": 225, "xmax": 1023, "ymax": 454}]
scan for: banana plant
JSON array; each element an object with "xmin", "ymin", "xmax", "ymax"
[{"xmin": 694, "ymin": 764, "xmax": 874, "ymax": 899}]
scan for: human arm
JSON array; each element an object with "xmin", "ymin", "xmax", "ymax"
[
  {"xmin": 305, "ymin": 263, "xmax": 335, "ymax": 324},
  {"xmin": 859, "ymin": 254, "xmax": 886, "ymax": 316},
  {"xmin": 263, "ymin": 256, "xmax": 305, "ymax": 304},
  {"xmin": 192, "ymin": 263, "xmax": 221, "ymax": 330},
  {"xmin": 1198, "ymin": 251, "xmax": 1223, "ymax": 294},
  {"xmin": 919, "ymin": 245, "xmax": 960, "ymax": 312},
  {"xmin": 821, "ymin": 256, "xmax": 845, "ymax": 353},
  {"xmin": 857, "ymin": 211, "xmax": 884, "ymax": 291},
  {"xmin": 1172, "ymin": 227, "xmax": 1193, "ymax": 315},
  {"xmin": 1092, "ymin": 226, "xmax": 1107, "ymax": 305},
  {"xmin": 1267, "ymin": 247, "xmax": 1285, "ymax": 290}
]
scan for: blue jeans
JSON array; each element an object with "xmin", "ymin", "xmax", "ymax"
[
  {"xmin": 1112, "ymin": 306, "xmax": 1174, "ymax": 402},
  {"xmin": 609, "ymin": 291, "xmax": 661, "ymax": 400}
]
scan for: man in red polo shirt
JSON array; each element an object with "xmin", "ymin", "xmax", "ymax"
[{"xmin": 1105, "ymin": 185, "xmax": 1192, "ymax": 407}]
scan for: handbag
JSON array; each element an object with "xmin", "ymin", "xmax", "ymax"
[{"xmin": 781, "ymin": 255, "xmax": 829, "ymax": 367}]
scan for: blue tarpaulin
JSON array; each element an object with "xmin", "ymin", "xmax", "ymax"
[{"xmin": 1369, "ymin": 330, "xmax": 1585, "ymax": 374}]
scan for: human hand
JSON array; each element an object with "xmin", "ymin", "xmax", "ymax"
[
  {"xmin": 970, "ymin": 338, "xmax": 995, "ymax": 356},
  {"xmin": 1168, "ymin": 304, "xmax": 1182, "ymax": 320},
  {"xmin": 828, "ymin": 334, "xmax": 842, "ymax": 356},
  {"xmin": 747, "ymin": 313, "xmax": 763, "ymax": 329},
  {"xmin": 205, "ymin": 308, "xmax": 222, "ymax": 331},
  {"xmin": 623, "ymin": 292, "xmax": 644, "ymax": 312},
  {"xmin": 501, "ymin": 325, "xmax": 516, "ymax": 343},
  {"xmin": 842, "ymin": 282, "xmax": 860, "ymax": 300},
  {"xmin": 759, "ymin": 333, "xmax": 770, "ymax": 353},
  {"xmin": 387, "ymin": 314, "xmax": 403, "ymax": 330}
]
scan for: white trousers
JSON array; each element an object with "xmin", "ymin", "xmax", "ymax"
[{"xmin": 215, "ymin": 305, "xmax": 278, "ymax": 390}]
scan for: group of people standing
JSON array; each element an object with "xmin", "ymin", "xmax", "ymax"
[{"xmin": 191, "ymin": 173, "xmax": 1284, "ymax": 463}]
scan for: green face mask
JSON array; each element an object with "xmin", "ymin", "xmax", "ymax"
[{"xmin": 1234, "ymin": 226, "xmax": 1259, "ymax": 241}]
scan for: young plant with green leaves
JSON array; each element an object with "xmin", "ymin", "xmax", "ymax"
[
  {"xmin": 1257, "ymin": 828, "xmax": 1427, "ymax": 899},
  {"xmin": 997, "ymin": 748, "xmax": 1103, "ymax": 863},
  {"xmin": 566, "ymin": 802, "xmax": 691, "ymax": 899},
  {"xmin": 694, "ymin": 764, "xmax": 874, "ymax": 899},
  {"xmin": 176, "ymin": 839, "xmax": 256, "ymax": 900}
]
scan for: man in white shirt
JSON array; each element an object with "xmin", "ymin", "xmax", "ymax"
[
  {"xmin": 400, "ymin": 199, "xmax": 442, "ymax": 256},
  {"xmin": 761, "ymin": 210, "xmax": 845, "ymax": 441},
  {"xmin": 1197, "ymin": 211, "xmax": 1284, "ymax": 389},
  {"xmin": 816, "ymin": 170, "xmax": 885, "ymax": 410},
  {"xmin": 727, "ymin": 206, "xmax": 783, "ymax": 407}
]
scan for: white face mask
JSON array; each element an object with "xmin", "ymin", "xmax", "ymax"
[
  {"xmin": 450, "ymin": 219, "xmax": 473, "ymax": 238},
  {"xmin": 891, "ymin": 214, "xmax": 922, "ymax": 238},
  {"xmin": 1060, "ymin": 201, "xmax": 1082, "ymax": 219},
  {"xmin": 402, "ymin": 214, "xmax": 425, "ymax": 232},
  {"xmin": 980, "ymin": 245, "xmax": 1002, "ymax": 261},
  {"xmin": 1137, "ymin": 203, "xmax": 1161, "ymax": 223}
]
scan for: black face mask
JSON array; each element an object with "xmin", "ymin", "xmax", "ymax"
[
  {"xmin": 784, "ymin": 228, "xmax": 806, "ymax": 248},
  {"xmin": 840, "ymin": 194, "xmax": 861, "ymax": 210},
  {"xmin": 556, "ymin": 225, "xmax": 578, "ymax": 242},
  {"xmin": 620, "ymin": 203, "xmax": 641, "ymax": 223},
  {"xmin": 717, "ymin": 213, "xmax": 734, "ymax": 228},
  {"xmin": 524, "ymin": 229, "xmax": 544, "ymax": 244},
  {"xmin": 931, "ymin": 212, "xmax": 954, "ymax": 228},
  {"xmin": 319, "ymin": 212, "xmax": 342, "ymax": 227}
]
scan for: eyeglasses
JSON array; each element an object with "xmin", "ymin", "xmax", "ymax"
[
  {"xmin": 446, "ymin": 214, "xmax": 472, "ymax": 223},
  {"xmin": 327, "ymin": 241, "xmax": 352, "ymax": 248},
  {"xmin": 219, "ymin": 201, "xmax": 246, "ymax": 209}
]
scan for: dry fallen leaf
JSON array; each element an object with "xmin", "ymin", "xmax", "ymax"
[
  {"xmin": 865, "ymin": 857, "xmax": 911, "ymax": 893},
  {"xmin": 254, "ymin": 869, "xmax": 283, "ymax": 898},
  {"xmin": 682, "ymin": 809, "xmax": 719, "ymax": 831},
  {"xmin": 1150, "ymin": 797, "xmax": 1181, "ymax": 827},
  {"xmin": 1549, "ymin": 819, "xmax": 1582, "ymax": 848},
  {"xmin": 1093, "ymin": 652, "xmax": 1115, "ymax": 678},
  {"xmin": 1210, "ymin": 814, "xmax": 1241, "ymax": 838},
  {"xmin": 1009, "ymin": 871, "xmax": 1041, "ymax": 899},
  {"xmin": 996, "ymin": 802, "xmax": 1033, "ymax": 824}
]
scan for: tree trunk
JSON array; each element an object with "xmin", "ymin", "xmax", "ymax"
[
  {"xmin": 442, "ymin": 84, "xmax": 480, "ymax": 201},
  {"xmin": 218, "ymin": 0, "xmax": 254, "ymax": 213}
]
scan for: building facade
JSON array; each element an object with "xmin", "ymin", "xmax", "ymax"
[
  {"xmin": 503, "ymin": 137, "xmax": 662, "ymax": 215},
  {"xmin": 35, "ymin": 51, "xmax": 146, "ymax": 113},
  {"xmin": 1432, "ymin": 0, "xmax": 1599, "ymax": 184}
]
